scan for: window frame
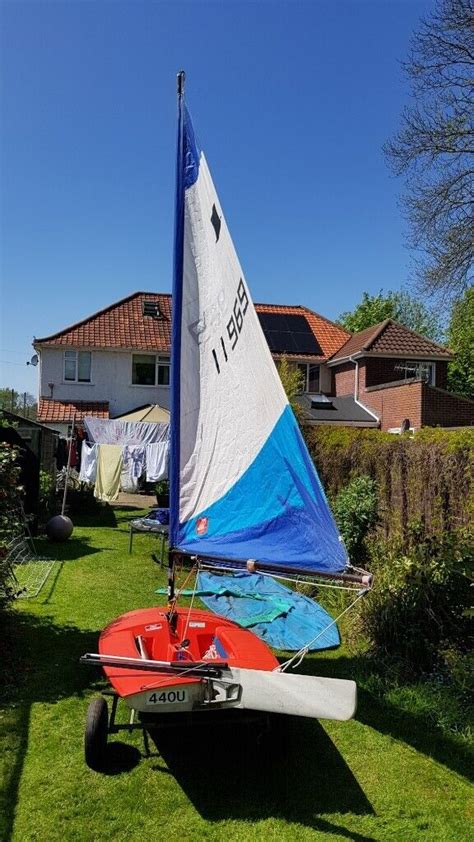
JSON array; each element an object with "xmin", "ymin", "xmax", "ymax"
[
  {"xmin": 131, "ymin": 353, "xmax": 171, "ymax": 387},
  {"xmin": 399, "ymin": 359, "xmax": 436, "ymax": 386},
  {"xmin": 63, "ymin": 350, "xmax": 92, "ymax": 384},
  {"xmin": 293, "ymin": 361, "xmax": 320, "ymax": 394}
]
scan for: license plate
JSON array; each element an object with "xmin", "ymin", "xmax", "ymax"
[{"xmin": 146, "ymin": 689, "xmax": 188, "ymax": 705}]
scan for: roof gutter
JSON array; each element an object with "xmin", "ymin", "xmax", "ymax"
[
  {"xmin": 349, "ymin": 355, "xmax": 379, "ymax": 422},
  {"xmin": 327, "ymin": 351, "xmax": 364, "ymax": 367}
]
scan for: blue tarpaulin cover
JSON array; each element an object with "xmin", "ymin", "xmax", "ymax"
[{"xmin": 157, "ymin": 571, "xmax": 340, "ymax": 652}]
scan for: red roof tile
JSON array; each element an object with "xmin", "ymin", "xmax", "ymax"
[
  {"xmin": 35, "ymin": 292, "xmax": 350, "ymax": 362},
  {"xmin": 330, "ymin": 319, "xmax": 452, "ymax": 363},
  {"xmin": 38, "ymin": 399, "xmax": 109, "ymax": 423},
  {"xmin": 35, "ymin": 292, "xmax": 172, "ymax": 353}
]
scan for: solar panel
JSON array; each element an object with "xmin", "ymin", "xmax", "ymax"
[{"xmin": 257, "ymin": 313, "xmax": 322, "ymax": 355}]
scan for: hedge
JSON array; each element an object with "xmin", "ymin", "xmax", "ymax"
[{"xmin": 306, "ymin": 426, "xmax": 473, "ymax": 545}]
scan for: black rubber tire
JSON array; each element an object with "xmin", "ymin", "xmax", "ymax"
[{"xmin": 84, "ymin": 697, "xmax": 108, "ymax": 770}]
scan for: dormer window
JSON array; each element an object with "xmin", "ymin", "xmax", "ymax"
[
  {"xmin": 142, "ymin": 301, "xmax": 162, "ymax": 319},
  {"xmin": 64, "ymin": 350, "xmax": 91, "ymax": 382}
]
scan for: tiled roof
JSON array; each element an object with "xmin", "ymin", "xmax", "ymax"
[
  {"xmin": 330, "ymin": 319, "xmax": 452, "ymax": 363},
  {"xmin": 35, "ymin": 292, "xmax": 350, "ymax": 362},
  {"xmin": 35, "ymin": 292, "xmax": 172, "ymax": 353},
  {"xmin": 38, "ymin": 399, "xmax": 109, "ymax": 423}
]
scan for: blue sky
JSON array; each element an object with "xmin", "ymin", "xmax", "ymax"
[{"xmin": 0, "ymin": 0, "xmax": 433, "ymax": 395}]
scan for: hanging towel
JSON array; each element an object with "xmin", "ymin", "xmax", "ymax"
[
  {"xmin": 79, "ymin": 442, "xmax": 98, "ymax": 484},
  {"xmin": 146, "ymin": 442, "xmax": 169, "ymax": 482},
  {"xmin": 94, "ymin": 444, "xmax": 123, "ymax": 502},
  {"xmin": 121, "ymin": 445, "xmax": 146, "ymax": 492}
]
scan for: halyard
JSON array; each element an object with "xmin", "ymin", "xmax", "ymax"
[{"xmin": 1, "ymin": 506, "xmax": 472, "ymax": 842}]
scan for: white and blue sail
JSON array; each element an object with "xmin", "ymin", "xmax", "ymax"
[{"xmin": 170, "ymin": 86, "xmax": 348, "ymax": 576}]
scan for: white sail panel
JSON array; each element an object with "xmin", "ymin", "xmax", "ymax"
[{"xmin": 179, "ymin": 152, "xmax": 288, "ymax": 523}]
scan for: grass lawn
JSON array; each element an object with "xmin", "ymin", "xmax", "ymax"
[{"xmin": 1, "ymin": 506, "xmax": 472, "ymax": 841}]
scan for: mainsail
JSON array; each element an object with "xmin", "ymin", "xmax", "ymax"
[{"xmin": 170, "ymin": 79, "xmax": 347, "ymax": 575}]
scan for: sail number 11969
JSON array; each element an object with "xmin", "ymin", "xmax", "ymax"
[{"xmin": 146, "ymin": 689, "xmax": 188, "ymax": 705}]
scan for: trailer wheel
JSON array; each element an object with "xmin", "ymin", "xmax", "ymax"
[{"xmin": 85, "ymin": 697, "xmax": 108, "ymax": 770}]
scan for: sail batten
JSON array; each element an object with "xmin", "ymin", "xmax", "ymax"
[{"xmin": 171, "ymin": 99, "xmax": 348, "ymax": 576}]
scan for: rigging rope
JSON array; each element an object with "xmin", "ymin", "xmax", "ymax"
[{"xmin": 277, "ymin": 588, "xmax": 369, "ymax": 672}]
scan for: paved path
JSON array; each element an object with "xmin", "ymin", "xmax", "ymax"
[{"xmin": 111, "ymin": 492, "xmax": 157, "ymax": 509}]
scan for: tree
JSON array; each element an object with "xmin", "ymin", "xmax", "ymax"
[
  {"xmin": 446, "ymin": 287, "xmax": 474, "ymax": 398},
  {"xmin": 0, "ymin": 388, "xmax": 37, "ymax": 418},
  {"xmin": 384, "ymin": 0, "xmax": 473, "ymax": 300},
  {"xmin": 337, "ymin": 289, "xmax": 442, "ymax": 339},
  {"xmin": 276, "ymin": 357, "xmax": 305, "ymax": 421}
]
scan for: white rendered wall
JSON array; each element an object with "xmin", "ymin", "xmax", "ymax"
[{"xmin": 37, "ymin": 347, "xmax": 171, "ymax": 418}]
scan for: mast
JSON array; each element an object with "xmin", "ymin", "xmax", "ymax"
[{"xmin": 168, "ymin": 70, "xmax": 186, "ymax": 616}]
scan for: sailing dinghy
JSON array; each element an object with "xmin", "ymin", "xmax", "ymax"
[{"xmin": 81, "ymin": 73, "xmax": 371, "ymax": 769}]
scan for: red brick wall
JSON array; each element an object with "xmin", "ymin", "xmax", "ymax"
[
  {"xmin": 331, "ymin": 359, "xmax": 465, "ymax": 429},
  {"xmin": 362, "ymin": 382, "xmax": 423, "ymax": 430},
  {"xmin": 422, "ymin": 385, "xmax": 474, "ymax": 427},
  {"xmin": 332, "ymin": 362, "xmax": 355, "ymax": 396},
  {"xmin": 435, "ymin": 362, "xmax": 448, "ymax": 390},
  {"xmin": 365, "ymin": 358, "xmax": 404, "ymax": 388},
  {"xmin": 361, "ymin": 381, "xmax": 473, "ymax": 430}
]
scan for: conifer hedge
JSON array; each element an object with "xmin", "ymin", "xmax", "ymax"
[{"xmin": 306, "ymin": 426, "xmax": 473, "ymax": 545}]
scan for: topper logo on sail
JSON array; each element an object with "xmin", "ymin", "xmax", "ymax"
[{"xmin": 196, "ymin": 517, "xmax": 209, "ymax": 536}]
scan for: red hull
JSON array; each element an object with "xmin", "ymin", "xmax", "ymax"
[{"xmin": 99, "ymin": 606, "xmax": 279, "ymax": 701}]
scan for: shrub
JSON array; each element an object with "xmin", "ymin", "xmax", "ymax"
[
  {"xmin": 38, "ymin": 470, "xmax": 56, "ymax": 524},
  {"xmin": 66, "ymin": 486, "xmax": 101, "ymax": 516},
  {"xmin": 0, "ymin": 440, "xmax": 23, "ymax": 607},
  {"xmin": 360, "ymin": 527, "xmax": 473, "ymax": 677},
  {"xmin": 276, "ymin": 356, "xmax": 305, "ymax": 422},
  {"xmin": 331, "ymin": 475, "xmax": 377, "ymax": 562}
]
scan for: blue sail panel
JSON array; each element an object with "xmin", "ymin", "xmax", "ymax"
[{"xmin": 177, "ymin": 405, "xmax": 347, "ymax": 573}]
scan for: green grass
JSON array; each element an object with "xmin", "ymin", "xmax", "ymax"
[{"xmin": 1, "ymin": 506, "xmax": 472, "ymax": 841}]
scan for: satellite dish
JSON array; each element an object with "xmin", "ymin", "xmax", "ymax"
[{"xmin": 27, "ymin": 355, "xmax": 38, "ymax": 367}]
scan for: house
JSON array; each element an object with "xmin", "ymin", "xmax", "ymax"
[
  {"xmin": 325, "ymin": 319, "xmax": 473, "ymax": 431},
  {"xmin": 34, "ymin": 291, "xmax": 473, "ymax": 434}
]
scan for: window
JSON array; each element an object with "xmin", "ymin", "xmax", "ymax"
[
  {"xmin": 132, "ymin": 354, "xmax": 170, "ymax": 386},
  {"xmin": 157, "ymin": 355, "xmax": 170, "ymax": 385},
  {"xmin": 132, "ymin": 354, "xmax": 156, "ymax": 385},
  {"xmin": 294, "ymin": 362, "xmax": 320, "ymax": 393},
  {"xmin": 396, "ymin": 360, "xmax": 435, "ymax": 386},
  {"xmin": 142, "ymin": 301, "xmax": 162, "ymax": 319},
  {"xmin": 64, "ymin": 350, "xmax": 91, "ymax": 382}
]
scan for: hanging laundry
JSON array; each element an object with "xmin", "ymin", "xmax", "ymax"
[
  {"xmin": 120, "ymin": 445, "xmax": 146, "ymax": 492},
  {"xmin": 79, "ymin": 442, "xmax": 98, "ymax": 484},
  {"xmin": 84, "ymin": 418, "xmax": 169, "ymax": 446},
  {"xmin": 94, "ymin": 444, "xmax": 123, "ymax": 502},
  {"xmin": 146, "ymin": 442, "xmax": 169, "ymax": 482}
]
